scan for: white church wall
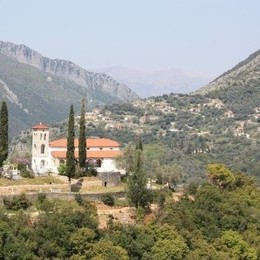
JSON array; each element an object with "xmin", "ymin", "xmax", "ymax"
[{"xmin": 97, "ymin": 158, "xmax": 120, "ymax": 173}]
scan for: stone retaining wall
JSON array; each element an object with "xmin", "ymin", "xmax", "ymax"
[
  {"xmin": 0, "ymin": 191, "xmax": 126, "ymax": 206},
  {"xmin": 0, "ymin": 184, "xmax": 68, "ymax": 194}
]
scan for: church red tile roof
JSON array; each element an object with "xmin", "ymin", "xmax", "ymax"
[
  {"xmin": 49, "ymin": 138, "xmax": 120, "ymax": 148},
  {"xmin": 32, "ymin": 123, "xmax": 49, "ymax": 130},
  {"xmin": 51, "ymin": 150, "xmax": 122, "ymax": 159}
]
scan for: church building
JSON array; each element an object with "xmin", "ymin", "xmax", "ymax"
[{"xmin": 31, "ymin": 123, "xmax": 123, "ymax": 175}]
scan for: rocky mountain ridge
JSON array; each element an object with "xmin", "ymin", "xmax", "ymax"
[
  {"xmin": 197, "ymin": 49, "xmax": 260, "ymax": 95},
  {"xmin": 195, "ymin": 49, "xmax": 260, "ymax": 121},
  {"xmin": 0, "ymin": 41, "xmax": 138, "ymax": 102}
]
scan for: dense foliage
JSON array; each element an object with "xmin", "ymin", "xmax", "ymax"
[
  {"xmin": 207, "ymin": 80, "xmax": 259, "ymax": 120},
  {"xmin": 0, "ymin": 166, "xmax": 259, "ymax": 259},
  {"xmin": 126, "ymin": 142, "xmax": 152, "ymax": 209},
  {"xmin": 156, "ymin": 167, "xmax": 260, "ymax": 259}
]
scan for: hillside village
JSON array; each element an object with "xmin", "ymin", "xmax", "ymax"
[
  {"xmin": 83, "ymin": 95, "xmax": 259, "ymax": 141},
  {"xmin": 11, "ymin": 95, "xmax": 258, "ymax": 156}
]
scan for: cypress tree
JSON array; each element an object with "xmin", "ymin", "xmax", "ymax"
[
  {"xmin": 79, "ymin": 99, "xmax": 86, "ymax": 169},
  {"xmin": 136, "ymin": 135, "xmax": 143, "ymax": 151},
  {"xmin": 66, "ymin": 105, "xmax": 75, "ymax": 183},
  {"xmin": 127, "ymin": 138, "xmax": 152, "ymax": 208},
  {"xmin": 0, "ymin": 101, "xmax": 8, "ymax": 167}
]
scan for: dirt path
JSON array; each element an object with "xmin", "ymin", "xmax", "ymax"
[{"xmin": 95, "ymin": 202, "xmax": 136, "ymax": 228}]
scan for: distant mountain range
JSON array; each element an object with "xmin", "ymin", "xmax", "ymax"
[
  {"xmin": 0, "ymin": 41, "xmax": 138, "ymax": 136},
  {"xmin": 95, "ymin": 66, "xmax": 214, "ymax": 97}
]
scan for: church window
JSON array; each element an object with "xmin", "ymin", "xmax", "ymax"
[
  {"xmin": 40, "ymin": 160, "xmax": 45, "ymax": 167},
  {"xmin": 44, "ymin": 134, "xmax": 47, "ymax": 140},
  {"xmin": 59, "ymin": 159, "xmax": 65, "ymax": 165},
  {"xmin": 41, "ymin": 144, "xmax": 45, "ymax": 154},
  {"xmin": 96, "ymin": 159, "xmax": 102, "ymax": 167}
]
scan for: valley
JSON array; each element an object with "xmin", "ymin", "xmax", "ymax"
[{"xmin": 0, "ymin": 42, "xmax": 259, "ymax": 259}]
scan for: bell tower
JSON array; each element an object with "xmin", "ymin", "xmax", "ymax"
[{"xmin": 31, "ymin": 123, "xmax": 50, "ymax": 174}]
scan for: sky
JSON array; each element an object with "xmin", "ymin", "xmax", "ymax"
[{"xmin": 0, "ymin": 0, "xmax": 259, "ymax": 76}]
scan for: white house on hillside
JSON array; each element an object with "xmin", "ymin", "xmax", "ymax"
[{"xmin": 31, "ymin": 123, "xmax": 123, "ymax": 175}]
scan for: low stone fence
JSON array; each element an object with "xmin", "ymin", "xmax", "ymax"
[
  {"xmin": 0, "ymin": 184, "xmax": 68, "ymax": 194},
  {"xmin": 0, "ymin": 191, "xmax": 126, "ymax": 206}
]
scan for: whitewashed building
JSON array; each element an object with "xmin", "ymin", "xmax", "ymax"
[{"xmin": 31, "ymin": 123, "xmax": 123, "ymax": 175}]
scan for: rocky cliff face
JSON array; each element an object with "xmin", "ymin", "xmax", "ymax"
[{"xmin": 0, "ymin": 41, "xmax": 138, "ymax": 102}]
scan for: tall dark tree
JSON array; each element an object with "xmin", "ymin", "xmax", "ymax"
[
  {"xmin": 66, "ymin": 105, "xmax": 75, "ymax": 183},
  {"xmin": 79, "ymin": 99, "xmax": 86, "ymax": 169},
  {"xmin": 136, "ymin": 135, "xmax": 143, "ymax": 151},
  {"xmin": 0, "ymin": 101, "xmax": 8, "ymax": 167},
  {"xmin": 127, "ymin": 138, "xmax": 152, "ymax": 208}
]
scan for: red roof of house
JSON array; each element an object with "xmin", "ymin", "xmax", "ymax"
[
  {"xmin": 32, "ymin": 123, "xmax": 49, "ymax": 130},
  {"xmin": 49, "ymin": 138, "xmax": 120, "ymax": 148},
  {"xmin": 51, "ymin": 150, "xmax": 122, "ymax": 159}
]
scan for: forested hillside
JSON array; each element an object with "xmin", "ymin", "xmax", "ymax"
[{"xmin": 0, "ymin": 166, "xmax": 259, "ymax": 259}]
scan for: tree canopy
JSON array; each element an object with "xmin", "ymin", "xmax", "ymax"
[{"xmin": 127, "ymin": 140, "xmax": 152, "ymax": 208}]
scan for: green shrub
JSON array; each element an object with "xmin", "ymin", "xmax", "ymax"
[
  {"xmin": 58, "ymin": 163, "xmax": 66, "ymax": 175},
  {"xmin": 17, "ymin": 163, "xmax": 26, "ymax": 171},
  {"xmin": 152, "ymin": 189, "xmax": 172, "ymax": 208},
  {"xmin": 20, "ymin": 169, "xmax": 34, "ymax": 178},
  {"xmin": 157, "ymin": 192, "xmax": 166, "ymax": 208},
  {"xmin": 17, "ymin": 162, "xmax": 34, "ymax": 178},
  {"xmin": 101, "ymin": 193, "xmax": 115, "ymax": 206},
  {"xmin": 114, "ymin": 198, "xmax": 129, "ymax": 207},
  {"xmin": 185, "ymin": 182, "xmax": 199, "ymax": 195},
  {"xmin": 3, "ymin": 193, "xmax": 31, "ymax": 210},
  {"xmin": 75, "ymin": 193, "xmax": 84, "ymax": 206},
  {"xmin": 37, "ymin": 193, "xmax": 47, "ymax": 203},
  {"xmin": 86, "ymin": 165, "xmax": 98, "ymax": 177}
]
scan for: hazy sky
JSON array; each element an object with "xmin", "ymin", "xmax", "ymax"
[{"xmin": 0, "ymin": 0, "xmax": 259, "ymax": 76}]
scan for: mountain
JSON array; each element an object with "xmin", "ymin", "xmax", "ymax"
[
  {"xmin": 0, "ymin": 41, "xmax": 138, "ymax": 136},
  {"xmin": 196, "ymin": 49, "xmax": 260, "ymax": 119},
  {"xmin": 95, "ymin": 66, "xmax": 213, "ymax": 97}
]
